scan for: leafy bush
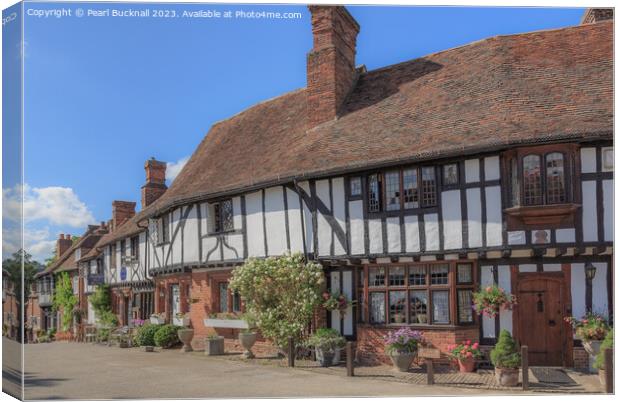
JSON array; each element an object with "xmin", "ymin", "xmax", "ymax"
[
  {"xmin": 594, "ymin": 329, "xmax": 614, "ymax": 369},
  {"xmin": 89, "ymin": 284, "xmax": 112, "ymax": 316},
  {"xmin": 52, "ymin": 272, "xmax": 78, "ymax": 331},
  {"xmin": 490, "ymin": 330, "xmax": 521, "ymax": 369},
  {"xmin": 135, "ymin": 324, "xmax": 161, "ymax": 347},
  {"xmin": 98, "ymin": 310, "xmax": 119, "ymax": 327},
  {"xmin": 305, "ymin": 328, "xmax": 345, "ymax": 351},
  {"xmin": 154, "ymin": 324, "xmax": 182, "ymax": 348},
  {"xmin": 229, "ymin": 252, "xmax": 325, "ymax": 349}
]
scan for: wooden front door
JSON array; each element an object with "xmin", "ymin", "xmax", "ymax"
[{"xmin": 517, "ymin": 274, "xmax": 566, "ymax": 366}]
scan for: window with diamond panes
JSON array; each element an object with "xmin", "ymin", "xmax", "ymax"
[
  {"xmin": 368, "ymin": 174, "xmax": 381, "ymax": 212},
  {"xmin": 545, "ymin": 152, "xmax": 566, "ymax": 204},
  {"xmin": 350, "ymin": 177, "xmax": 362, "ymax": 197},
  {"xmin": 421, "ymin": 167, "xmax": 437, "ymax": 207},
  {"xmin": 523, "ymin": 154, "xmax": 542, "ymax": 206},
  {"xmin": 403, "ymin": 168, "xmax": 419, "ymax": 209},
  {"xmin": 384, "ymin": 171, "xmax": 401, "ymax": 211}
]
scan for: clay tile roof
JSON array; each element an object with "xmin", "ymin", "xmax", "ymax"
[
  {"xmin": 105, "ymin": 20, "xmax": 612, "ymax": 240},
  {"xmin": 43, "ymin": 226, "xmax": 106, "ymax": 274}
]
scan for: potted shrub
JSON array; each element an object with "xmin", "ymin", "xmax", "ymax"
[
  {"xmin": 448, "ymin": 340, "xmax": 482, "ymax": 372},
  {"xmin": 473, "ymin": 285, "xmax": 517, "ymax": 318},
  {"xmin": 305, "ymin": 328, "xmax": 346, "ymax": 367},
  {"xmin": 565, "ymin": 313, "xmax": 610, "ymax": 373},
  {"xmin": 150, "ymin": 313, "xmax": 166, "ymax": 325},
  {"xmin": 490, "ymin": 330, "xmax": 521, "ymax": 386},
  {"xmin": 205, "ymin": 334, "xmax": 225, "ymax": 356},
  {"xmin": 384, "ymin": 328, "xmax": 423, "ymax": 372},
  {"xmin": 135, "ymin": 323, "xmax": 159, "ymax": 352},
  {"xmin": 177, "ymin": 327, "xmax": 194, "ymax": 353},
  {"xmin": 154, "ymin": 324, "xmax": 182, "ymax": 349},
  {"xmin": 593, "ymin": 329, "xmax": 613, "ymax": 385}
]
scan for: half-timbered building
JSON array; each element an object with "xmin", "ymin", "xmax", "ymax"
[{"xmin": 95, "ymin": 6, "xmax": 612, "ymax": 366}]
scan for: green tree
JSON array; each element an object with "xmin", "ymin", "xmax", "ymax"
[
  {"xmin": 44, "ymin": 235, "xmax": 80, "ymax": 267},
  {"xmin": 52, "ymin": 272, "xmax": 78, "ymax": 331},
  {"xmin": 229, "ymin": 253, "xmax": 325, "ymax": 349},
  {"xmin": 2, "ymin": 250, "xmax": 39, "ymax": 342}
]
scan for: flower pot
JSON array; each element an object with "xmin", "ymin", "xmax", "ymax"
[
  {"xmin": 239, "ymin": 332, "xmax": 257, "ymax": 358},
  {"xmin": 583, "ymin": 340, "xmax": 603, "ymax": 373},
  {"xmin": 205, "ymin": 336, "xmax": 225, "ymax": 356},
  {"xmin": 315, "ymin": 347, "xmax": 340, "ymax": 367},
  {"xmin": 458, "ymin": 358, "xmax": 476, "ymax": 373},
  {"xmin": 144, "ymin": 345, "xmax": 154, "ymax": 352},
  {"xmin": 494, "ymin": 367, "xmax": 519, "ymax": 387},
  {"xmin": 417, "ymin": 314, "xmax": 428, "ymax": 324},
  {"xmin": 389, "ymin": 351, "xmax": 417, "ymax": 372},
  {"xmin": 177, "ymin": 329, "xmax": 194, "ymax": 352}
]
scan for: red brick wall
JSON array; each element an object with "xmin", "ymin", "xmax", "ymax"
[
  {"xmin": 356, "ymin": 324, "xmax": 479, "ymax": 365},
  {"xmin": 153, "ymin": 272, "xmax": 192, "ymax": 321},
  {"xmin": 573, "ymin": 346, "xmax": 589, "ymax": 369}
]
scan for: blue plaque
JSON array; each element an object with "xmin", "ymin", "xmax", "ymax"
[{"xmin": 120, "ymin": 267, "xmax": 127, "ymax": 281}]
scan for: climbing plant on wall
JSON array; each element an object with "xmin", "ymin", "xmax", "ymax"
[{"xmin": 52, "ymin": 272, "xmax": 79, "ymax": 331}]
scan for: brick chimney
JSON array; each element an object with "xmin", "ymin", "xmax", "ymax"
[
  {"xmin": 56, "ymin": 234, "xmax": 72, "ymax": 257},
  {"xmin": 141, "ymin": 158, "xmax": 167, "ymax": 208},
  {"xmin": 306, "ymin": 5, "xmax": 360, "ymax": 128},
  {"xmin": 112, "ymin": 200, "xmax": 136, "ymax": 231},
  {"xmin": 581, "ymin": 8, "xmax": 613, "ymax": 24}
]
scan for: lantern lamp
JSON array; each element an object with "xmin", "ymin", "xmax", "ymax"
[{"xmin": 585, "ymin": 262, "xmax": 597, "ymax": 282}]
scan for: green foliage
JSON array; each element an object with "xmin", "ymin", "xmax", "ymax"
[
  {"xmin": 52, "ymin": 272, "xmax": 79, "ymax": 331},
  {"xmin": 594, "ymin": 329, "xmax": 614, "ymax": 369},
  {"xmin": 305, "ymin": 328, "xmax": 345, "ymax": 351},
  {"xmin": 135, "ymin": 324, "xmax": 161, "ymax": 347},
  {"xmin": 98, "ymin": 310, "xmax": 119, "ymax": 327},
  {"xmin": 89, "ymin": 284, "xmax": 112, "ymax": 316},
  {"xmin": 229, "ymin": 252, "xmax": 325, "ymax": 349},
  {"xmin": 2, "ymin": 250, "xmax": 39, "ymax": 341},
  {"xmin": 154, "ymin": 324, "xmax": 182, "ymax": 348},
  {"xmin": 565, "ymin": 313, "xmax": 610, "ymax": 341},
  {"xmin": 490, "ymin": 330, "xmax": 521, "ymax": 369}
]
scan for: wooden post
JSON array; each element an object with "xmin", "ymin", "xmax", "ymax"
[
  {"xmin": 346, "ymin": 341, "xmax": 354, "ymax": 377},
  {"xmin": 427, "ymin": 359, "xmax": 434, "ymax": 385},
  {"xmin": 521, "ymin": 345, "xmax": 529, "ymax": 391},
  {"xmin": 419, "ymin": 347, "xmax": 440, "ymax": 386},
  {"xmin": 288, "ymin": 336, "xmax": 295, "ymax": 367},
  {"xmin": 604, "ymin": 347, "xmax": 613, "ymax": 394}
]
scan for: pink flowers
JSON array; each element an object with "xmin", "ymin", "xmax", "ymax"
[
  {"xmin": 472, "ymin": 285, "xmax": 517, "ymax": 318},
  {"xmin": 448, "ymin": 339, "xmax": 483, "ymax": 361}
]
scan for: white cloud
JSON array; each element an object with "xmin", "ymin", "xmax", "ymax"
[
  {"xmin": 2, "ymin": 225, "xmax": 56, "ymax": 263},
  {"xmin": 166, "ymin": 156, "xmax": 190, "ymax": 184},
  {"xmin": 3, "ymin": 184, "xmax": 95, "ymax": 227}
]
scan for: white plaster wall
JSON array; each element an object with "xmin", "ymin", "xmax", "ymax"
[
  {"xmin": 386, "ymin": 217, "xmax": 401, "ymax": 253},
  {"xmin": 555, "ymin": 228, "xmax": 576, "ymax": 243},
  {"xmin": 424, "ymin": 213, "xmax": 439, "ymax": 251},
  {"xmin": 245, "ymin": 190, "xmax": 265, "ymax": 257},
  {"xmin": 603, "ymin": 179, "xmax": 613, "ymax": 241},
  {"xmin": 332, "ymin": 178, "xmax": 347, "ymax": 256},
  {"xmin": 465, "ymin": 159, "xmax": 479, "ymax": 183},
  {"xmin": 183, "ymin": 206, "xmax": 199, "ymax": 264},
  {"xmin": 441, "ymin": 190, "xmax": 462, "ymax": 249},
  {"xmin": 349, "ymin": 200, "xmax": 365, "ymax": 255},
  {"xmin": 484, "ymin": 156, "xmax": 500, "ymax": 181},
  {"xmin": 507, "ymin": 231, "xmax": 526, "ymax": 245},
  {"xmin": 264, "ymin": 186, "xmax": 287, "ymax": 256},
  {"xmin": 592, "ymin": 262, "xmax": 608, "ymax": 315},
  {"xmin": 519, "ymin": 264, "xmax": 536, "ymax": 273},
  {"xmin": 580, "ymin": 147, "xmax": 597, "ymax": 173},
  {"xmin": 232, "ymin": 197, "xmax": 242, "ymax": 230},
  {"xmin": 485, "ymin": 186, "xmax": 502, "ymax": 247},
  {"xmin": 286, "ymin": 188, "xmax": 305, "ymax": 254},
  {"xmin": 498, "ymin": 265, "xmax": 512, "ymax": 335},
  {"xmin": 571, "ymin": 263, "xmax": 586, "ymax": 320},
  {"xmin": 203, "ymin": 237, "xmax": 221, "ymax": 262},
  {"xmin": 223, "ymin": 234, "xmax": 243, "ymax": 261},
  {"xmin": 172, "ymin": 208, "xmax": 183, "ymax": 266},
  {"xmin": 582, "ymin": 181, "xmax": 598, "ymax": 242},
  {"xmin": 543, "ymin": 264, "xmax": 561, "ymax": 272},
  {"xmin": 316, "ymin": 180, "xmax": 331, "ymax": 257},
  {"xmin": 404, "ymin": 215, "xmax": 420, "ymax": 252},
  {"xmin": 368, "ymin": 219, "xmax": 383, "ymax": 254},
  {"xmin": 480, "ymin": 266, "xmax": 495, "ymax": 338},
  {"xmin": 466, "ymin": 188, "xmax": 483, "ymax": 248}
]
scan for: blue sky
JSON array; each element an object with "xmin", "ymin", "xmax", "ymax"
[{"xmin": 5, "ymin": 2, "xmax": 585, "ymax": 262}]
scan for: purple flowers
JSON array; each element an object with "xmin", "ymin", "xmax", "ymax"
[
  {"xmin": 132, "ymin": 319, "xmax": 145, "ymax": 327},
  {"xmin": 383, "ymin": 328, "xmax": 424, "ymax": 354}
]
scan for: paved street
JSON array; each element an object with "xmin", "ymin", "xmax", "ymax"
[{"xmin": 3, "ymin": 338, "xmax": 513, "ymax": 399}]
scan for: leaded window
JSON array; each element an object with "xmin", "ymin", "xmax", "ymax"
[
  {"xmin": 430, "ymin": 264, "xmax": 449, "ymax": 285},
  {"xmin": 458, "ymin": 290, "xmax": 474, "ymax": 323},
  {"xmin": 211, "ymin": 199, "xmax": 234, "ymax": 233},
  {"xmin": 432, "ymin": 290, "xmax": 450, "ymax": 324},
  {"xmin": 368, "ymin": 174, "xmax": 381, "ymax": 212},
  {"xmin": 443, "ymin": 163, "xmax": 459, "ymax": 186},
  {"xmin": 421, "ymin": 167, "xmax": 437, "ymax": 207},
  {"xmin": 388, "ymin": 266, "xmax": 405, "ymax": 286},
  {"xmin": 350, "ymin": 177, "xmax": 362, "ymax": 197},
  {"xmin": 384, "ymin": 171, "xmax": 401, "ymax": 211},
  {"xmin": 523, "ymin": 154, "xmax": 542, "ymax": 206},
  {"xmin": 403, "ymin": 168, "xmax": 419, "ymax": 209},
  {"xmin": 389, "ymin": 291, "xmax": 407, "ymax": 323},
  {"xmin": 369, "ymin": 292, "xmax": 385, "ymax": 324},
  {"xmin": 545, "ymin": 152, "xmax": 566, "ymax": 204}
]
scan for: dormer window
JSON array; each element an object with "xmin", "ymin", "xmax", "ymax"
[{"xmin": 503, "ymin": 144, "xmax": 578, "ymax": 229}]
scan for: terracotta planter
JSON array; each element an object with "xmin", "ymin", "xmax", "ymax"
[
  {"xmin": 177, "ymin": 329, "xmax": 194, "ymax": 352},
  {"xmin": 458, "ymin": 358, "xmax": 476, "ymax": 373},
  {"xmin": 495, "ymin": 367, "xmax": 519, "ymax": 387},
  {"xmin": 389, "ymin": 351, "xmax": 417, "ymax": 372},
  {"xmin": 205, "ymin": 336, "xmax": 225, "ymax": 356},
  {"xmin": 239, "ymin": 332, "xmax": 257, "ymax": 358},
  {"xmin": 583, "ymin": 340, "xmax": 603, "ymax": 373}
]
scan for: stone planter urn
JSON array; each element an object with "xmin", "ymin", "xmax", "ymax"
[
  {"xmin": 388, "ymin": 351, "xmax": 417, "ymax": 372},
  {"xmin": 494, "ymin": 367, "xmax": 519, "ymax": 387},
  {"xmin": 315, "ymin": 347, "xmax": 342, "ymax": 367},
  {"xmin": 458, "ymin": 358, "xmax": 476, "ymax": 373},
  {"xmin": 239, "ymin": 332, "xmax": 257, "ymax": 358},
  {"xmin": 583, "ymin": 340, "xmax": 603, "ymax": 373},
  {"xmin": 205, "ymin": 336, "xmax": 225, "ymax": 356},
  {"xmin": 178, "ymin": 329, "xmax": 194, "ymax": 353}
]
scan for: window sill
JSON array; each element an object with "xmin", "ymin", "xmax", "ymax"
[
  {"xmin": 358, "ymin": 323, "xmax": 477, "ymax": 330},
  {"xmin": 504, "ymin": 203, "xmax": 579, "ymax": 230}
]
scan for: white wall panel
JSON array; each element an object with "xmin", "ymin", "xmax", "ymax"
[
  {"xmin": 404, "ymin": 215, "xmax": 420, "ymax": 252},
  {"xmin": 286, "ymin": 188, "xmax": 304, "ymax": 253},
  {"xmin": 223, "ymin": 234, "xmax": 243, "ymax": 261},
  {"xmin": 603, "ymin": 179, "xmax": 613, "ymax": 241},
  {"xmin": 480, "ymin": 266, "xmax": 495, "ymax": 338},
  {"xmin": 498, "ymin": 265, "xmax": 512, "ymax": 334},
  {"xmin": 368, "ymin": 219, "xmax": 383, "ymax": 254},
  {"xmin": 507, "ymin": 231, "xmax": 526, "ymax": 245},
  {"xmin": 332, "ymin": 178, "xmax": 347, "ymax": 256},
  {"xmin": 543, "ymin": 264, "xmax": 561, "ymax": 272},
  {"xmin": 386, "ymin": 217, "xmax": 401, "ymax": 253},
  {"xmin": 466, "ymin": 188, "xmax": 483, "ymax": 248},
  {"xmin": 264, "ymin": 187, "xmax": 287, "ymax": 256},
  {"xmin": 349, "ymin": 201, "xmax": 365, "ymax": 255},
  {"xmin": 183, "ymin": 206, "xmax": 199, "ymax": 264},
  {"xmin": 245, "ymin": 191, "xmax": 265, "ymax": 257},
  {"xmin": 316, "ymin": 180, "xmax": 332, "ymax": 256},
  {"xmin": 555, "ymin": 228, "xmax": 576, "ymax": 243},
  {"xmin": 171, "ymin": 208, "xmax": 183, "ymax": 266},
  {"xmin": 580, "ymin": 147, "xmax": 597, "ymax": 173},
  {"xmin": 519, "ymin": 264, "xmax": 536, "ymax": 273},
  {"xmin": 465, "ymin": 159, "xmax": 480, "ymax": 183},
  {"xmin": 424, "ymin": 213, "xmax": 439, "ymax": 251},
  {"xmin": 232, "ymin": 197, "xmax": 242, "ymax": 230},
  {"xmin": 592, "ymin": 262, "xmax": 608, "ymax": 315},
  {"xmin": 582, "ymin": 181, "xmax": 598, "ymax": 242},
  {"xmin": 484, "ymin": 156, "xmax": 500, "ymax": 181},
  {"xmin": 203, "ymin": 237, "xmax": 221, "ymax": 262},
  {"xmin": 485, "ymin": 186, "xmax": 502, "ymax": 247},
  {"xmin": 441, "ymin": 190, "xmax": 462, "ymax": 249},
  {"xmin": 571, "ymin": 263, "xmax": 586, "ymax": 320}
]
